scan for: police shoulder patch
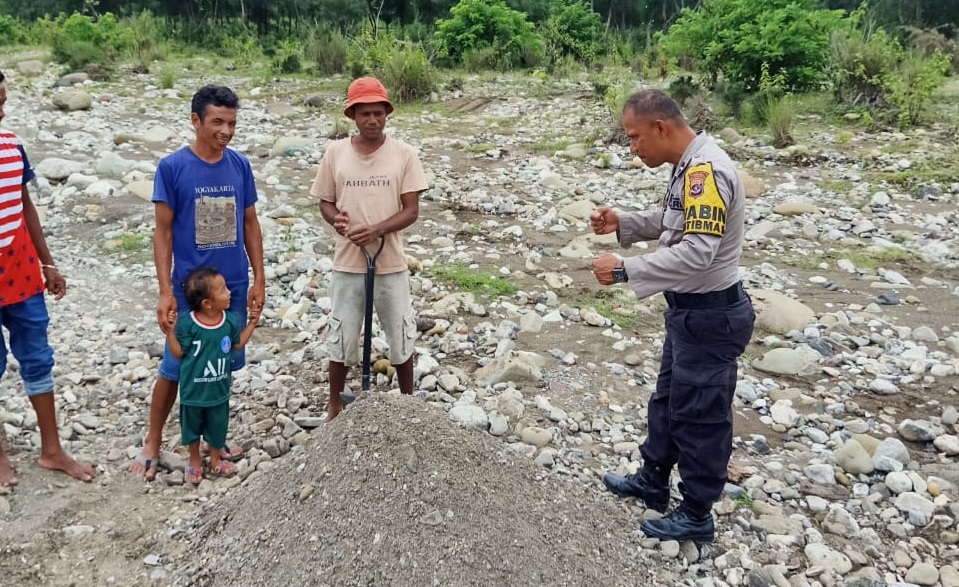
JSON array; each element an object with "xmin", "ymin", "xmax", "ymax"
[{"xmin": 683, "ymin": 163, "xmax": 726, "ymax": 237}]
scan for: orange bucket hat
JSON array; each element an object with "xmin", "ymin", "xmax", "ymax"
[{"xmin": 344, "ymin": 77, "xmax": 394, "ymax": 118}]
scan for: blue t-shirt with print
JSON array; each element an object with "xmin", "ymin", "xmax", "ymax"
[{"xmin": 152, "ymin": 147, "xmax": 258, "ymax": 308}]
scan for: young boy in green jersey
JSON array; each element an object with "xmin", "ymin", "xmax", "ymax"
[{"xmin": 166, "ymin": 266, "xmax": 260, "ymax": 484}]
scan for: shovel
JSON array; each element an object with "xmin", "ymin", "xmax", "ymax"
[{"xmin": 342, "ymin": 237, "xmax": 385, "ymax": 405}]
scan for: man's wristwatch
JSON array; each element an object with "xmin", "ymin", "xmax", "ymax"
[{"xmin": 612, "ymin": 266, "xmax": 629, "ymax": 283}]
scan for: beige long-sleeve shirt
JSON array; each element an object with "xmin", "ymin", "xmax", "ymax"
[{"xmin": 620, "ymin": 132, "xmax": 745, "ymax": 299}]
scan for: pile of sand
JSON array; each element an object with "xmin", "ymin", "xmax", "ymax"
[{"xmin": 182, "ymin": 394, "xmax": 666, "ymax": 587}]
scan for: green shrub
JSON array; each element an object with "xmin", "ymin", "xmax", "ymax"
[
  {"xmin": 125, "ymin": 11, "xmax": 170, "ymax": 73},
  {"xmin": 541, "ymin": 0, "xmax": 603, "ymax": 65},
  {"xmin": 347, "ymin": 25, "xmax": 398, "ymax": 77},
  {"xmin": 435, "ymin": 0, "xmax": 544, "ymax": 69},
  {"xmin": 668, "ymin": 75, "xmax": 700, "ymax": 105},
  {"xmin": 272, "ymin": 39, "xmax": 303, "ymax": 74},
  {"xmin": 376, "ymin": 44, "xmax": 435, "ymax": 102},
  {"xmin": 158, "ymin": 67, "xmax": 175, "ymax": 89},
  {"xmin": 51, "ymin": 12, "xmax": 133, "ymax": 69},
  {"xmin": 659, "ymin": 0, "xmax": 845, "ymax": 91},
  {"xmin": 904, "ymin": 26, "xmax": 959, "ymax": 74},
  {"xmin": 221, "ymin": 34, "xmax": 263, "ymax": 68},
  {"xmin": 830, "ymin": 27, "xmax": 901, "ymax": 107},
  {"xmin": 462, "ymin": 47, "xmax": 507, "ymax": 72},
  {"xmin": 884, "ymin": 51, "xmax": 950, "ymax": 128},
  {"xmin": 766, "ymin": 96, "xmax": 795, "ymax": 148},
  {"xmin": 305, "ymin": 25, "xmax": 348, "ymax": 75},
  {"xmin": 0, "ymin": 15, "xmax": 26, "ymax": 45},
  {"xmin": 715, "ymin": 79, "xmax": 748, "ymax": 119}
]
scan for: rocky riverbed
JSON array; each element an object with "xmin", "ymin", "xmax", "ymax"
[{"xmin": 1, "ymin": 51, "xmax": 959, "ymax": 587}]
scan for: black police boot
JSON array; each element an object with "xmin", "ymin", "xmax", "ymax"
[
  {"xmin": 640, "ymin": 501, "xmax": 715, "ymax": 544},
  {"xmin": 601, "ymin": 465, "xmax": 670, "ymax": 513}
]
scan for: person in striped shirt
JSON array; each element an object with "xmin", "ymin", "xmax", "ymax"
[{"xmin": 0, "ymin": 69, "xmax": 95, "ymax": 489}]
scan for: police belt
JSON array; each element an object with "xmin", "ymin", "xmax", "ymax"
[{"xmin": 663, "ymin": 282, "xmax": 746, "ymax": 310}]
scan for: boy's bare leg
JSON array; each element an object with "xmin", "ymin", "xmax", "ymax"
[
  {"xmin": 129, "ymin": 376, "xmax": 177, "ymax": 477},
  {"xmin": 396, "ymin": 358, "xmax": 414, "ymax": 395},
  {"xmin": 326, "ymin": 361, "xmax": 348, "ymax": 422},
  {"xmin": 29, "ymin": 392, "xmax": 94, "ymax": 482},
  {"xmin": 0, "ymin": 443, "xmax": 17, "ymax": 487}
]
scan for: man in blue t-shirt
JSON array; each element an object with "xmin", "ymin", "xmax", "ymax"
[{"xmin": 130, "ymin": 85, "xmax": 265, "ymax": 480}]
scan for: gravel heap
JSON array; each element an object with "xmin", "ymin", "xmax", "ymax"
[{"xmin": 181, "ymin": 393, "xmax": 657, "ymax": 587}]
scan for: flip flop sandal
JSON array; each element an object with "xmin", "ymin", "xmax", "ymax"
[
  {"xmin": 208, "ymin": 460, "xmax": 237, "ymax": 478},
  {"xmin": 184, "ymin": 465, "xmax": 204, "ymax": 485},
  {"xmin": 130, "ymin": 453, "xmax": 159, "ymax": 481},
  {"xmin": 205, "ymin": 443, "xmax": 245, "ymax": 462}
]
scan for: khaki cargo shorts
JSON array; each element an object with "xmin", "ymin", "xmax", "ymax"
[{"xmin": 326, "ymin": 270, "xmax": 417, "ymax": 366}]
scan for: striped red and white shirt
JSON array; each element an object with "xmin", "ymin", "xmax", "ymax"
[{"xmin": 0, "ymin": 128, "xmax": 44, "ymax": 306}]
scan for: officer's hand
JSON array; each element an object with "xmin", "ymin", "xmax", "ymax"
[
  {"xmin": 592, "ymin": 253, "xmax": 622, "ymax": 286},
  {"xmin": 590, "ymin": 207, "xmax": 619, "ymax": 235}
]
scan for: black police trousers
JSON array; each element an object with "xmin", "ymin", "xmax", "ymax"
[{"xmin": 640, "ymin": 289, "xmax": 755, "ymax": 512}]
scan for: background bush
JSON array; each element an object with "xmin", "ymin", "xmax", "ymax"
[
  {"xmin": 435, "ymin": 0, "xmax": 544, "ymax": 69},
  {"xmin": 541, "ymin": 0, "xmax": 603, "ymax": 66},
  {"xmin": 658, "ymin": 0, "xmax": 845, "ymax": 91}
]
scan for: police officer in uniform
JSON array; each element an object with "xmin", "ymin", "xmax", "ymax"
[{"xmin": 591, "ymin": 89, "xmax": 755, "ymax": 544}]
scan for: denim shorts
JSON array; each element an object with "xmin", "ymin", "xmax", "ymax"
[
  {"xmin": 0, "ymin": 293, "xmax": 55, "ymax": 396},
  {"xmin": 158, "ymin": 283, "xmax": 248, "ymax": 382}
]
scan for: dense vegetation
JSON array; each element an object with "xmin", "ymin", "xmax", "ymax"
[{"xmin": 0, "ymin": 0, "xmax": 956, "ymax": 132}]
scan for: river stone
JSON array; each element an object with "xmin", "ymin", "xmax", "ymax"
[
  {"xmin": 873, "ymin": 437, "xmax": 910, "ymax": 471},
  {"xmin": 751, "ymin": 290, "xmax": 816, "ymax": 334},
  {"xmin": 905, "ymin": 562, "xmax": 940, "ymax": 586},
  {"xmin": 773, "ymin": 202, "xmax": 820, "ymax": 216},
  {"xmin": 804, "ymin": 543, "xmax": 852, "ymax": 574},
  {"xmin": 53, "ymin": 90, "xmax": 93, "ymax": 111},
  {"xmin": 898, "ymin": 419, "xmax": 943, "ymax": 442},
  {"xmin": 835, "ymin": 439, "xmax": 874, "ymax": 475},
  {"xmin": 934, "ymin": 434, "xmax": 959, "ymax": 456},
  {"xmin": 753, "ymin": 346, "xmax": 821, "ymax": 376}
]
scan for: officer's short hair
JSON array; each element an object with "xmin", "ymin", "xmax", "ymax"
[{"xmin": 623, "ymin": 89, "xmax": 684, "ymax": 122}]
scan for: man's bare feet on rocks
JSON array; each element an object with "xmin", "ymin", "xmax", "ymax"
[
  {"xmin": 0, "ymin": 452, "xmax": 18, "ymax": 488},
  {"xmin": 39, "ymin": 450, "xmax": 95, "ymax": 482},
  {"xmin": 325, "ymin": 403, "xmax": 342, "ymax": 422}
]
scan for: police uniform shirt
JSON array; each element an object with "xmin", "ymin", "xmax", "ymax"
[{"xmin": 619, "ymin": 132, "xmax": 746, "ymax": 299}]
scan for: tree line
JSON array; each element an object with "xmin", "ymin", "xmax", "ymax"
[{"xmin": 1, "ymin": 0, "xmax": 956, "ymax": 38}]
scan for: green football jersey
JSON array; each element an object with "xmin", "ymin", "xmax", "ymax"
[{"xmin": 176, "ymin": 311, "xmax": 240, "ymax": 406}]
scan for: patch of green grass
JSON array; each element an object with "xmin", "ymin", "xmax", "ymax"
[
  {"xmin": 843, "ymin": 248, "xmax": 921, "ymax": 269},
  {"xmin": 429, "ymin": 263, "xmax": 517, "ymax": 298},
  {"xmin": 782, "ymin": 246, "xmax": 923, "ymax": 271},
  {"xmin": 817, "ymin": 178, "xmax": 853, "ymax": 193},
  {"xmin": 463, "ymin": 142, "xmax": 495, "ymax": 153},
  {"xmin": 529, "ymin": 138, "xmax": 571, "ymax": 154},
  {"xmin": 104, "ymin": 233, "xmax": 151, "ymax": 263},
  {"xmin": 115, "ymin": 234, "xmax": 150, "ymax": 252},
  {"xmin": 863, "ymin": 165, "xmax": 959, "ymax": 187},
  {"xmin": 576, "ymin": 288, "xmax": 643, "ymax": 329},
  {"xmin": 734, "ymin": 492, "xmax": 754, "ymax": 509}
]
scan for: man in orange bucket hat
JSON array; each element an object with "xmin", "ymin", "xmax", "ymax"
[{"xmin": 311, "ymin": 77, "xmax": 428, "ymax": 420}]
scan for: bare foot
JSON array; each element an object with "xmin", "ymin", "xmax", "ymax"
[
  {"xmin": 38, "ymin": 451, "xmax": 95, "ymax": 482},
  {"xmin": 0, "ymin": 452, "xmax": 18, "ymax": 488},
  {"xmin": 128, "ymin": 441, "xmax": 160, "ymax": 479},
  {"xmin": 325, "ymin": 402, "xmax": 342, "ymax": 422}
]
